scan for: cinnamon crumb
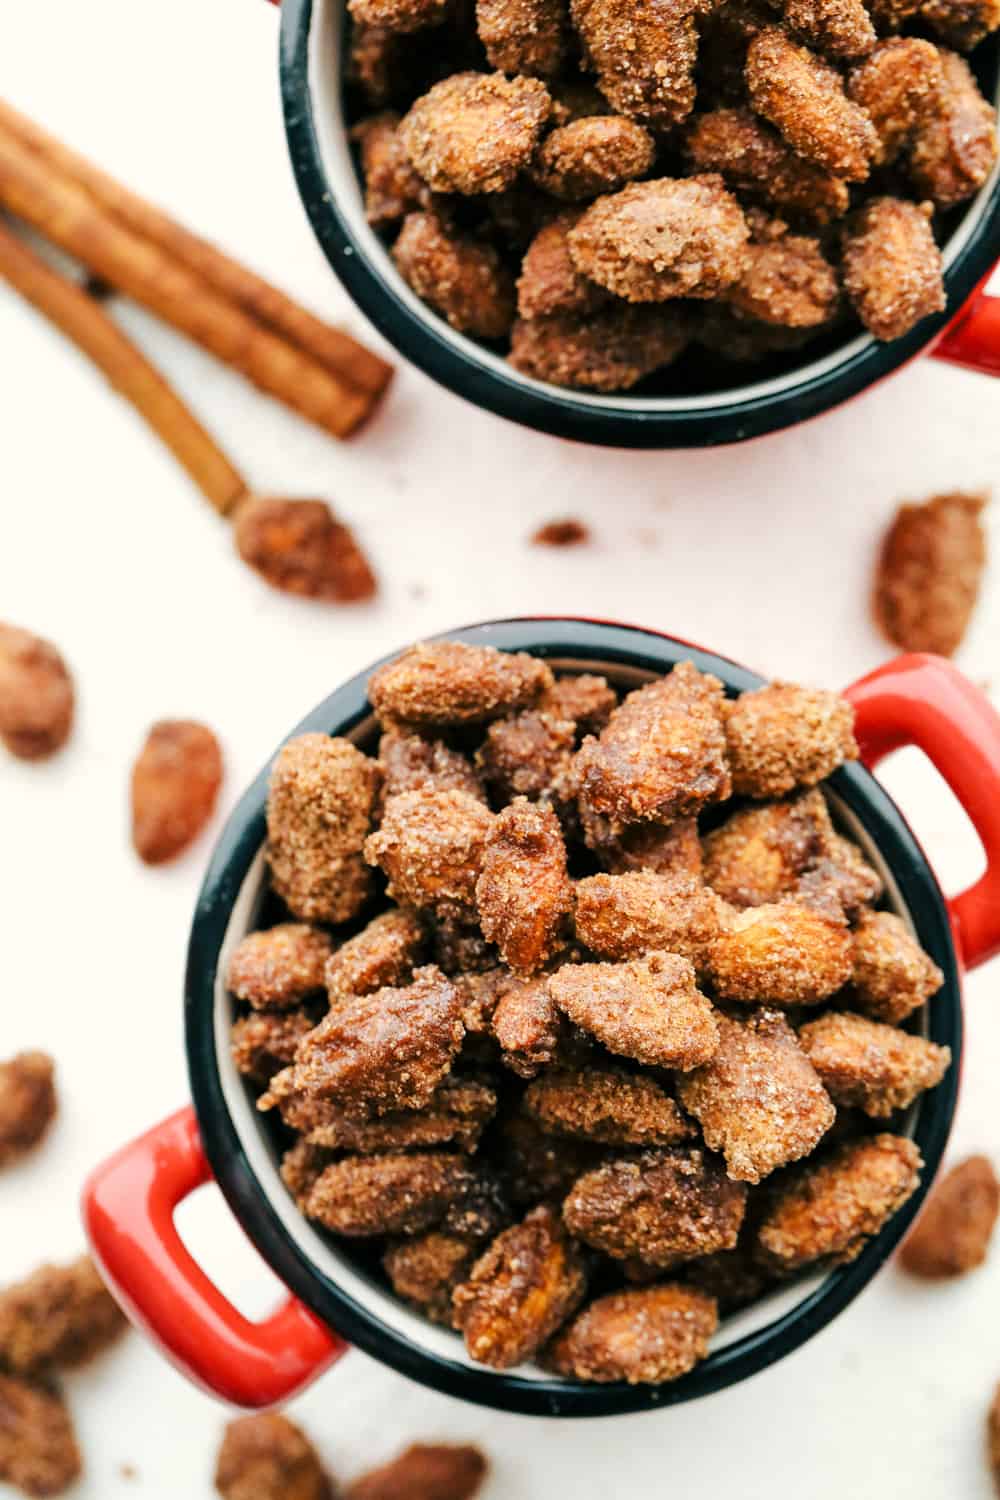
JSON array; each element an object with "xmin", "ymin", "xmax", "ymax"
[{"xmin": 531, "ymin": 519, "xmax": 591, "ymax": 547}]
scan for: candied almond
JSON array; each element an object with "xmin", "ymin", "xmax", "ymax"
[
  {"xmin": 346, "ymin": 1443, "xmax": 487, "ymax": 1500},
  {"xmin": 568, "ymin": 176, "xmax": 750, "ymax": 303},
  {"xmin": 707, "ymin": 901, "xmax": 854, "ymax": 1005},
  {"xmin": 548, "ymin": 952, "xmax": 720, "ymax": 1069},
  {"xmin": 563, "ymin": 1147, "xmax": 748, "ymax": 1266},
  {"xmin": 394, "ymin": 212, "xmax": 517, "ymax": 338},
  {"xmin": 850, "ymin": 908, "xmax": 944, "ymax": 1024},
  {"xmin": 524, "ymin": 1067, "xmax": 695, "ymax": 1147},
  {"xmin": 0, "ymin": 1257, "xmax": 126, "ymax": 1376},
  {"xmin": 399, "ymin": 72, "xmax": 552, "ymax": 195},
  {"xmin": 921, "ymin": 0, "xmax": 1000, "ymax": 48},
  {"xmin": 842, "ymin": 196, "xmax": 945, "ymax": 341},
  {"xmin": 686, "ymin": 108, "xmax": 850, "ymax": 225},
  {"xmin": 260, "ymin": 965, "xmax": 464, "ymax": 1119},
  {"xmin": 392, "ymin": 213, "xmax": 515, "ymax": 339},
  {"xmin": 233, "ymin": 497, "xmax": 376, "ymax": 604},
  {"xmin": 366, "ymin": 788, "xmax": 495, "ymax": 914},
  {"xmin": 215, "ymin": 1413, "xmax": 333, "ymax": 1500},
  {"xmin": 795, "ymin": 832, "xmax": 883, "ymax": 919},
  {"xmin": 570, "ymin": 0, "xmax": 708, "ymax": 129},
  {"xmin": 726, "ymin": 224, "xmax": 839, "ymax": 329},
  {"xmin": 384, "ymin": 1232, "xmax": 478, "ymax": 1324},
  {"xmin": 278, "ymin": 1077, "xmax": 497, "ymax": 1154},
  {"xmin": 476, "ymin": 709, "xmax": 576, "ymax": 804},
  {"xmin": 454, "ymin": 966, "xmax": 512, "ymax": 1035},
  {"xmin": 0, "ymin": 1053, "xmax": 56, "ymax": 1169},
  {"xmin": 0, "ymin": 1375, "xmax": 81, "ymax": 1499},
  {"xmin": 131, "ymin": 719, "xmax": 223, "ymax": 865},
  {"xmin": 907, "ymin": 50, "xmax": 998, "ymax": 209},
  {"xmin": 538, "ymin": 673, "xmax": 616, "ymax": 735},
  {"xmin": 304, "ymin": 1151, "xmax": 477, "ymax": 1236},
  {"xmin": 369, "ymin": 641, "xmax": 553, "ymax": 728},
  {"xmin": 509, "ymin": 304, "xmax": 689, "ymax": 391},
  {"xmin": 899, "ymin": 1155, "xmax": 1000, "ymax": 1277},
  {"xmin": 477, "ymin": 0, "xmax": 570, "ymax": 76},
  {"xmin": 784, "ymin": 0, "xmax": 876, "ymax": 57},
  {"xmin": 847, "ymin": 40, "xmax": 945, "ymax": 165},
  {"xmin": 517, "ymin": 214, "xmax": 610, "ymax": 321},
  {"xmin": 873, "ymin": 490, "xmax": 987, "ymax": 656},
  {"xmin": 354, "ymin": 113, "xmax": 430, "ymax": 230},
  {"xmin": 349, "ymin": 0, "xmax": 448, "ymax": 31},
  {"xmin": 755, "ymin": 1132, "xmax": 922, "ymax": 1270},
  {"xmin": 476, "ymin": 799, "xmax": 573, "ymax": 973},
  {"xmin": 574, "ymin": 661, "xmax": 731, "ymax": 826},
  {"xmin": 677, "ymin": 1009, "xmax": 835, "ymax": 1182},
  {"xmin": 532, "ymin": 117, "xmax": 656, "ymax": 202},
  {"xmin": 798, "ymin": 1010, "xmax": 951, "ymax": 1118},
  {"xmin": 452, "ymin": 1204, "xmax": 587, "ymax": 1368},
  {"xmin": 724, "ymin": 682, "xmax": 857, "ymax": 799},
  {"xmin": 545, "ymin": 1284, "xmax": 718, "ymax": 1384},
  {"xmin": 573, "ymin": 870, "xmax": 722, "ymax": 965},
  {"xmin": 379, "ymin": 730, "xmax": 485, "ymax": 803},
  {"xmin": 0, "ymin": 623, "xmax": 74, "ymax": 761},
  {"xmin": 746, "ymin": 27, "xmax": 879, "ymax": 181},
  {"xmin": 280, "ymin": 1139, "xmax": 335, "ymax": 1205},
  {"xmin": 492, "ymin": 975, "xmax": 565, "ymax": 1077},
  {"xmin": 266, "ymin": 734, "xmax": 379, "ymax": 924},
  {"xmin": 702, "ymin": 791, "xmax": 833, "ymax": 909},
  {"xmin": 325, "ymin": 907, "xmax": 427, "ymax": 1000},
  {"xmin": 231, "ymin": 1010, "xmax": 315, "ymax": 1087},
  {"xmin": 227, "ymin": 924, "xmax": 332, "ymax": 1010}
]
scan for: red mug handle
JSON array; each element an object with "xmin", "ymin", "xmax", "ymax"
[
  {"xmin": 932, "ymin": 272, "xmax": 1000, "ymax": 378},
  {"xmin": 844, "ymin": 653, "xmax": 1000, "ymax": 971},
  {"xmin": 82, "ymin": 1106, "xmax": 346, "ymax": 1407}
]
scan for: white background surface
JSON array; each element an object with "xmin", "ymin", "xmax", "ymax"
[{"xmin": 2, "ymin": 2, "xmax": 1000, "ymax": 1495}]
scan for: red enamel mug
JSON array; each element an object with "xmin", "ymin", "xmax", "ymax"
[{"xmin": 84, "ymin": 621, "xmax": 1000, "ymax": 1416}]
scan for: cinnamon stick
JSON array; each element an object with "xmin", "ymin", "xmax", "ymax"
[
  {"xmin": 0, "ymin": 98, "xmax": 392, "ymax": 400},
  {"xmin": 0, "ymin": 126, "xmax": 373, "ymax": 440},
  {"xmin": 0, "ymin": 221, "xmax": 250, "ymax": 516}
]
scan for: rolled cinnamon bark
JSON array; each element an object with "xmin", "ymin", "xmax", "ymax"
[
  {"xmin": 0, "ymin": 221, "xmax": 250, "ymax": 516},
  {"xmin": 0, "ymin": 99, "xmax": 392, "ymax": 400},
  {"xmin": 0, "ymin": 124, "xmax": 374, "ymax": 439}
]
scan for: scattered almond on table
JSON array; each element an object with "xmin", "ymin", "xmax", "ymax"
[
  {"xmin": 130, "ymin": 719, "xmax": 224, "ymax": 865},
  {"xmin": 873, "ymin": 490, "xmax": 988, "ymax": 655},
  {"xmin": 0, "ymin": 623, "xmax": 74, "ymax": 762},
  {"xmin": 214, "ymin": 1416, "xmax": 488, "ymax": 1500},
  {"xmin": 0, "ymin": 1256, "xmax": 128, "ymax": 1498},
  {"xmin": 899, "ymin": 1155, "xmax": 1000, "ymax": 1278},
  {"xmin": 0, "ymin": 1054, "xmax": 57, "ymax": 1170},
  {"xmin": 215, "ymin": 1413, "xmax": 334, "ymax": 1500}
]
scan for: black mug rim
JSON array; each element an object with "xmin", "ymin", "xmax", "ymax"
[
  {"xmin": 185, "ymin": 618, "xmax": 961, "ymax": 1418},
  {"xmin": 277, "ymin": 0, "xmax": 1000, "ymax": 449}
]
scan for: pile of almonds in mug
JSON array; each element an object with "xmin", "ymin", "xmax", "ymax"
[
  {"xmin": 227, "ymin": 638, "xmax": 954, "ymax": 1385},
  {"xmin": 346, "ymin": 0, "xmax": 998, "ymax": 390}
]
